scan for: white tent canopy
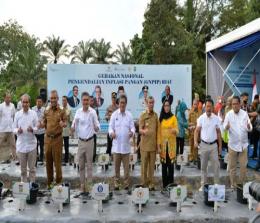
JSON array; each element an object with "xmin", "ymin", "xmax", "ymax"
[{"xmin": 206, "ymin": 18, "xmax": 260, "ymax": 101}]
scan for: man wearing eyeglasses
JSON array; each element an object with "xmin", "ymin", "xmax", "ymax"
[{"xmin": 68, "ymin": 85, "xmax": 80, "ymax": 108}]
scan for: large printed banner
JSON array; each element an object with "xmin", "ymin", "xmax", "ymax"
[{"xmin": 47, "ymin": 64, "xmax": 192, "ymax": 131}]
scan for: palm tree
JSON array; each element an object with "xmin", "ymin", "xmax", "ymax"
[
  {"xmin": 70, "ymin": 40, "xmax": 92, "ymax": 64},
  {"xmin": 42, "ymin": 35, "xmax": 70, "ymax": 63},
  {"xmin": 114, "ymin": 42, "xmax": 132, "ymax": 64},
  {"xmin": 91, "ymin": 38, "xmax": 114, "ymax": 64}
]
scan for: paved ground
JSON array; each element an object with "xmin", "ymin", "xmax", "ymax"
[
  {"xmin": 0, "ymin": 188, "xmax": 259, "ymax": 222},
  {"xmin": 1, "ymin": 135, "xmax": 260, "ymax": 222}
]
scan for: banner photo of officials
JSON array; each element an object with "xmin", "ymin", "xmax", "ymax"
[{"xmin": 47, "ymin": 64, "xmax": 192, "ymax": 131}]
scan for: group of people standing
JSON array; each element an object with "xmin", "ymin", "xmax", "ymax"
[{"xmin": 0, "ymin": 86, "xmax": 256, "ymax": 194}]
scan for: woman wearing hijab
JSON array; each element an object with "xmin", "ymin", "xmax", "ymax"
[
  {"xmin": 176, "ymin": 101, "xmax": 188, "ymax": 156},
  {"xmin": 158, "ymin": 100, "xmax": 179, "ymax": 189}
]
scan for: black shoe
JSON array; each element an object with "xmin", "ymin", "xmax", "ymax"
[
  {"xmin": 73, "ymin": 192, "xmax": 89, "ymax": 198},
  {"xmin": 81, "ymin": 192, "xmax": 89, "ymax": 197},
  {"xmin": 114, "ymin": 187, "xmax": 119, "ymax": 191},
  {"xmin": 149, "ymin": 187, "xmax": 155, "ymax": 191},
  {"xmin": 1, "ymin": 160, "xmax": 11, "ymax": 164},
  {"xmin": 15, "ymin": 161, "xmax": 20, "ymax": 166},
  {"xmin": 62, "ymin": 162, "xmax": 67, "ymax": 166},
  {"xmin": 124, "ymin": 186, "xmax": 129, "ymax": 190}
]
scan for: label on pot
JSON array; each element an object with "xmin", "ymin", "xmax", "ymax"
[
  {"xmin": 133, "ymin": 187, "xmax": 149, "ymax": 204},
  {"xmin": 177, "ymin": 153, "xmax": 188, "ymax": 165},
  {"xmin": 98, "ymin": 154, "xmax": 110, "ymax": 165},
  {"xmin": 170, "ymin": 185, "xmax": 187, "ymax": 202},
  {"xmin": 52, "ymin": 185, "xmax": 69, "ymax": 203},
  {"xmin": 92, "ymin": 183, "xmax": 109, "ymax": 201},
  {"xmin": 208, "ymin": 185, "xmax": 225, "ymax": 202},
  {"xmin": 13, "ymin": 182, "xmax": 30, "ymax": 199}
]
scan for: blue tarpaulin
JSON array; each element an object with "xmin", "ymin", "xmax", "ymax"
[{"xmin": 220, "ymin": 31, "xmax": 260, "ymax": 52}]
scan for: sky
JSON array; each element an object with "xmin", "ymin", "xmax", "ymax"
[{"xmin": 0, "ymin": 0, "xmax": 151, "ymax": 48}]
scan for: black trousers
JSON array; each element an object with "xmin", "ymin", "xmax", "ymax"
[
  {"xmin": 93, "ymin": 134, "xmax": 97, "ymax": 162},
  {"xmin": 63, "ymin": 136, "xmax": 69, "ymax": 163},
  {"xmin": 162, "ymin": 147, "xmax": 174, "ymax": 188},
  {"xmin": 176, "ymin": 137, "xmax": 184, "ymax": 155},
  {"xmin": 36, "ymin": 134, "xmax": 44, "ymax": 161},
  {"xmin": 136, "ymin": 133, "xmax": 141, "ymax": 160},
  {"xmin": 251, "ymin": 129, "xmax": 259, "ymax": 158},
  {"xmin": 106, "ymin": 134, "xmax": 112, "ymax": 156}
]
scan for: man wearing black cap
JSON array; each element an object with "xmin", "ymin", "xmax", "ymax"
[
  {"xmin": 140, "ymin": 85, "xmax": 149, "ymax": 109},
  {"xmin": 105, "ymin": 92, "xmax": 119, "ymax": 156}
]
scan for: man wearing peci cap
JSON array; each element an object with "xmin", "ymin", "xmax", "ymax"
[
  {"xmin": 140, "ymin": 85, "xmax": 149, "ymax": 109},
  {"xmin": 105, "ymin": 92, "xmax": 119, "ymax": 156}
]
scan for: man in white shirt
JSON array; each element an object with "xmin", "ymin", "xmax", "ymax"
[
  {"xmin": 109, "ymin": 94, "xmax": 135, "ymax": 190},
  {"xmin": 32, "ymin": 96, "xmax": 45, "ymax": 163},
  {"xmin": 71, "ymin": 92, "xmax": 100, "ymax": 194},
  {"xmin": 223, "ymin": 96, "xmax": 252, "ymax": 188},
  {"xmin": 0, "ymin": 92, "xmax": 16, "ymax": 162},
  {"xmin": 194, "ymin": 98, "xmax": 222, "ymax": 189},
  {"xmin": 13, "ymin": 94, "xmax": 38, "ymax": 182}
]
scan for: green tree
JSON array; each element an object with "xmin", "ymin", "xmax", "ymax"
[
  {"xmin": 218, "ymin": 0, "xmax": 249, "ymax": 34},
  {"xmin": 91, "ymin": 38, "xmax": 114, "ymax": 64},
  {"xmin": 0, "ymin": 20, "xmax": 47, "ymax": 104},
  {"xmin": 130, "ymin": 0, "xmax": 204, "ymax": 95},
  {"xmin": 114, "ymin": 42, "xmax": 132, "ymax": 64},
  {"xmin": 130, "ymin": 34, "xmax": 154, "ymax": 64},
  {"xmin": 42, "ymin": 35, "xmax": 70, "ymax": 64},
  {"xmin": 247, "ymin": 0, "xmax": 260, "ymax": 21},
  {"xmin": 71, "ymin": 40, "xmax": 92, "ymax": 64}
]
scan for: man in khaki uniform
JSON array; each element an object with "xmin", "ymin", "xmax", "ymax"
[
  {"xmin": 188, "ymin": 99, "xmax": 201, "ymax": 163},
  {"xmin": 139, "ymin": 96, "xmax": 159, "ymax": 190},
  {"xmin": 40, "ymin": 90, "xmax": 67, "ymax": 189}
]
